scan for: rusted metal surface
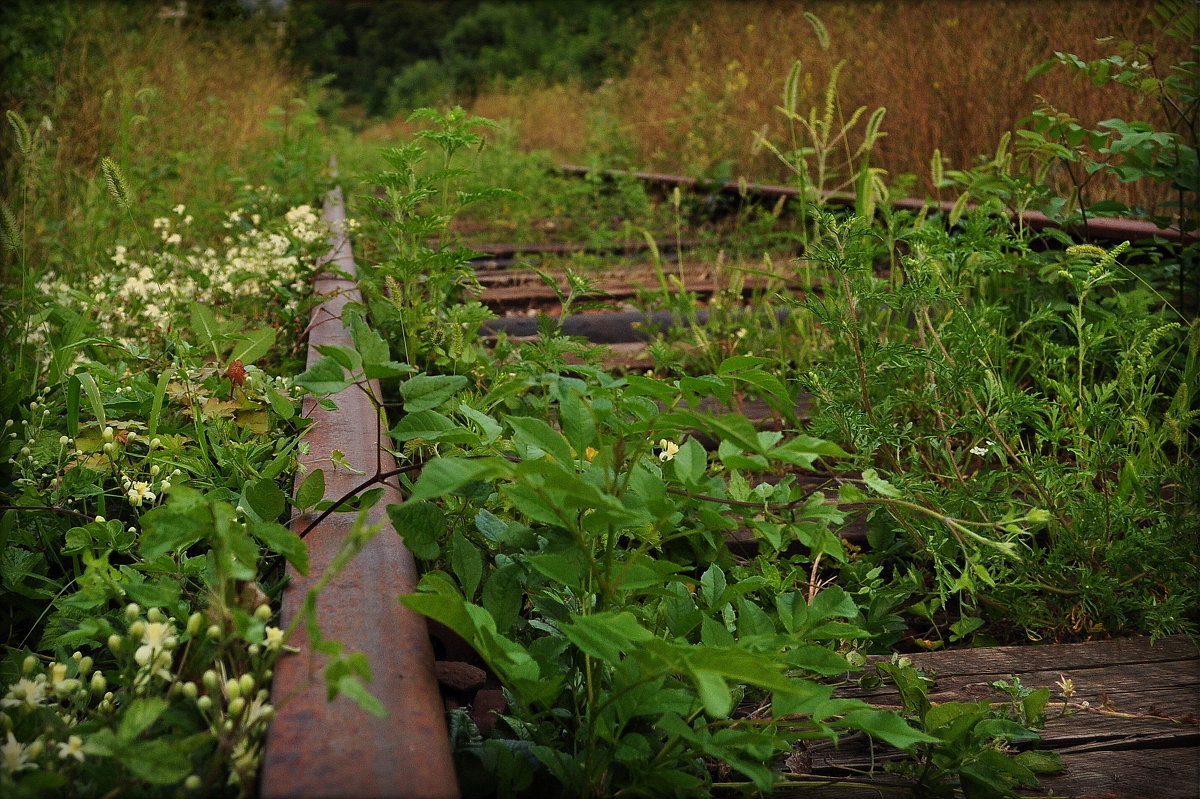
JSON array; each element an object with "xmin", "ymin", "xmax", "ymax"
[
  {"xmin": 559, "ymin": 164, "xmax": 1197, "ymax": 243},
  {"xmin": 260, "ymin": 184, "xmax": 459, "ymax": 799}
]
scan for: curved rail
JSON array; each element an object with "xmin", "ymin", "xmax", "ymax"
[{"xmin": 260, "ymin": 183, "xmax": 459, "ymax": 799}]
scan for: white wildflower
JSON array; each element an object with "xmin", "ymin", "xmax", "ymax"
[
  {"xmin": 56, "ymin": 735, "xmax": 85, "ymax": 763},
  {"xmin": 1, "ymin": 732, "xmax": 37, "ymax": 772}
]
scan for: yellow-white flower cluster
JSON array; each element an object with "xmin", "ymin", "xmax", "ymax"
[{"xmin": 32, "ymin": 201, "xmax": 329, "ymax": 351}]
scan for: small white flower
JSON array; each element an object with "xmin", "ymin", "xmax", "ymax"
[
  {"xmin": 658, "ymin": 439, "xmax": 680, "ymax": 462},
  {"xmin": 969, "ymin": 440, "xmax": 995, "ymax": 457},
  {"xmin": 263, "ymin": 626, "xmax": 284, "ymax": 650},
  {"xmin": 1, "ymin": 676, "xmax": 48, "ymax": 710},
  {"xmin": 1, "ymin": 732, "xmax": 37, "ymax": 772},
  {"xmin": 127, "ymin": 481, "xmax": 156, "ymax": 507},
  {"xmin": 56, "ymin": 735, "xmax": 85, "ymax": 763}
]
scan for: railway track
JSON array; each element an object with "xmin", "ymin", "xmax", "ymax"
[{"xmin": 259, "ymin": 168, "xmax": 1197, "ymax": 798}]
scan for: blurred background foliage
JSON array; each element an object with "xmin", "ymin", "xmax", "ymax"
[{"xmin": 3, "ymin": 0, "xmax": 1194, "ymax": 213}]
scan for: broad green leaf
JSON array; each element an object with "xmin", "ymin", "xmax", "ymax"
[
  {"xmin": 924, "ymin": 701, "xmax": 986, "ymax": 734},
  {"xmin": 689, "ymin": 668, "xmax": 732, "ymax": 717},
  {"xmin": 294, "ymin": 469, "xmax": 326, "ymax": 511},
  {"xmin": 450, "ymin": 530, "xmax": 483, "ymax": 598},
  {"xmin": 189, "ymin": 302, "xmax": 222, "ymax": 348},
  {"xmin": 74, "ymin": 372, "xmax": 106, "ymax": 428},
  {"xmin": 266, "ymin": 386, "xmax": 296, "ymax": 420},
  {"xmin": 861, "ymin": 467, "xmax": 901, "ymax": 497},
  {"xmin": 118, "ymin": 698, "xmax": 168, "ymax": 743},
  {"xmin": 809, "ymin": 585, "xmax": 859, "ymax": 620},
  {"xmin": 524, "ymin": 552, "xmax": 586, "ymax": 591},
  {"xmin": 123, "ymin": 577, "xmax": 182, "ymax": 608},
  {"xmin": 314, "ymin": 343, "xmax": 362, "ymax": 374},
  {"xmin": 840, "ymin": 708, "xmax": 939, "ymax": 749},
  {"xmin": 975, "ymin": 718, "xmax": 1042, "ymax": 742},
  {"xmin": 699, "ymin": 564, "xmax": 727, "ymax": 609},
  {"xmin": 458, "ymin": 403, "xmax": 503, "ymax": 442},
  {"xmin": 295, "ymin": 356, "xmax": 352, "ymax": 395},
  {"xmin": 672, "ymin": 438, "xmax": 707, "ymax": 488},
  {"xmin": 1022, "ymin": 686, "xmax": 1052, "ymax": 723},
  {"xmin": 508, "ymin": 416, "xmax": 573, "ymax": 465},
  {"xmin": 407, "ymin": 457, "xmax": 510, "ymax": 502},
  {"xmin": 735, "ymin": 596, "xmax": 776, "ymax": 638},
  {"xmin": 119, "ymin": 739, "xmax": 192, "ymax": 784},
  {"xmin": 558, "ymin": 389, "xmax": 595, "ymax": 453},
  {"xmin": 389, "ymin": 409, "xmax": 472, "ymax": 443},
  {"xmin": 400, "ymin": 374, "xmax": 468, "ymax": 412},
  {"xmin": 334, "ymin": 674, "xmax": 386, "ymax": 717},
  {"xmin": 387, "ymin": 500, "xmax": 446, "ymax": 560},
  {"xmin": 481, "ymin": 562, "xmax": 523, "ymax": 634},
  {"xmin": 700, "ymin": 616, "xmax": 736, "ymax": 647},
  {"xmin": 249, "ymin": 521, "xmax": 308, "ymax": 575},
  {"xmin": 240, "ymin": 478, "xmax": 287, "ymax": 523},
  {"xmin": 784, "ymin": 645, "xmax": 854, "ymax": 676},
  {"xmin": 561, "ymin": 611, "xmax": 655, "ymax": 663},
  {"xmin": 229, "ymin": 327, "xmax": 276, "ymax": 365},
  {"xmin": 1014, "ymin": 750, "xmax": 1064, "ymax": 775},
  {"xmin": 139, "ymin": 508, "xmax": 207, "ymax": 560}
]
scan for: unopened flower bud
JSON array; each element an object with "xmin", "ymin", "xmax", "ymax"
[
  {"xmin": 90, "ymin": 671, "xmax": 106, "ymax": 694},
  {"xmin": 202, "ymin": 670, "xmax": 219, "ymax": 692},
  {"xmin": 103, "ymin": 426, "xmax": 114, "ymax": 442},
  {"xmin": 125, "ymin": 603, "xmax": 141, "ymax": 620},
  {"xmin": 78, "ymin": 656, "xmax": 93, "ymax": 675},
  {"xmin": 206, "ymin": 624, "xmax": 222, "ymax": 641},
  {"xmin": 26, "ymin": 740, "xmax": 43, "ymax": 760},
  {"xmin": 185, "ymin": 774, "xmax": 202, "ymax": 790},
  {"xmin": 128, "ymin": 620, "xmax": 145, "ymax": 639},
  {"xmin": 107, "ymin": 634, "xmax": 123, "ymax": 654},
  {"xmin": 22, "ymin": 655, "xmax": 37, "ymax": 675},
  {"xmin": 239, "ymin": 674, "xmax": 255, "ymax": 695},
  {"xmin": 182, "ymin": 682, "xmax": 198, "ymax": 699},
  {"xmin": 225, "ymin": 679, "xmax": 241, "ymax": 701},
  {"xmin": 147, "ymin": 607, "xmax": 165, "ymax": 623},
  {"xmin": 254, "ymin": 604, "xmax": 272, "ymax": 622},
  {"xmin": 187, "ymin": 612, "xmax": 203, "ymax": 636},
  {"xmin": 228, "ymin": 696, "xmax": 246, "ymax": 716},
  {"xmin": 197, "ymin": 695, "xmax": 213, "ymax": 712}
]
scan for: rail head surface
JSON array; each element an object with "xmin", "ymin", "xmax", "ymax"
[{"xmin": 260, "ymin": 185, "xmax": 459, "ymax": 799}]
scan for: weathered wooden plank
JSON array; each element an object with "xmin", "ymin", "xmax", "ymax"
[
  {"xmin": 868, "ymin": 635, "xmax": 1196, "ymax": 676},
  {"xmin": 794, "ymin": 636, "xmax": 1200, "ymax": 798},
  {"xmin": 1031, "ymin": 745, "xmax": 1200, "ymax": 799}
]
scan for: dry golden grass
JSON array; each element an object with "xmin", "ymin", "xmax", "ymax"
[
  {"xmin": 468, "ymin": 1, "xmax": 1192, "ymax": 209},
  {"xmin": 26, "ymin": 4, "xmax": 303, "ymax": 211}
]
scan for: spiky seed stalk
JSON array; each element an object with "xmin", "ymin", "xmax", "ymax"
[
  {"xmin": 101, "ymin": 157, "xmax": 131, "ymax": 209},
  {"xmin": 6, "ymin": 111, "xmax": 31, "ymax": 158},
  {"xmin": 0, "ymin": 197, "xmax": 19, "ymax": 252}
]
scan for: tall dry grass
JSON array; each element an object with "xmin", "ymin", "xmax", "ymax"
[
  {"xmin": 4, "ymin": 2, "xmax": 308, "ymax": 257},
  {"xmin": 468, "ymin": 1, "xmax": 1192, "ymax": 209}
]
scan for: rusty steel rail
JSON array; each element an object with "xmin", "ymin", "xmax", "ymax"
[
  {"xmin": 260, "ymin": 183, "xmax": 459, "ymax": 799},
  {"xmin": 559, "ymin": 164, "xmax": 1197, "ymax": 244}
]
